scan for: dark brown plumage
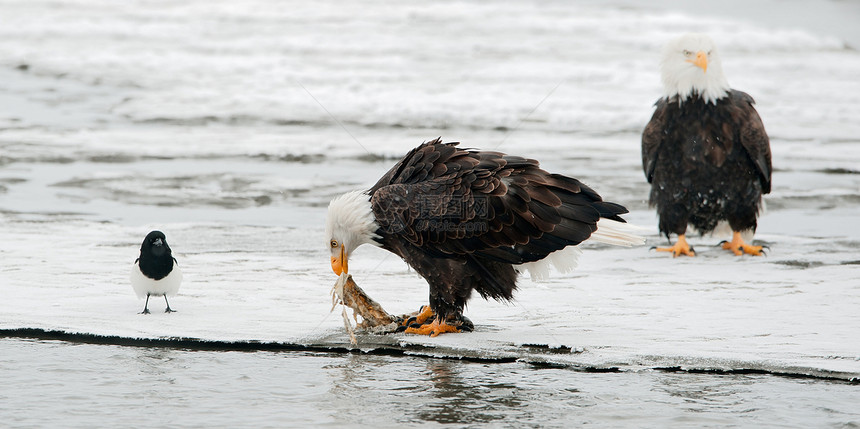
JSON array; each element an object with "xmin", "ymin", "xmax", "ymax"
[
  {"xmin": 641, "ymin": 33, "xmax": 774, "ymax": 257},
  {"xmin": 367, "ymin": 138, "xmax": 629, "ymax": 324},
  {"xmin": 642, "ymin": 90, "xmax": 772, "ymax": 241}
]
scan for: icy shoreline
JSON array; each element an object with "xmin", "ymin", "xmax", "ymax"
[
  {"xmin": 3, "ymin": 326, "xmax": 857, "ymax": 383},
  {"xmin": 2, "ymin": 0, "xmax": 860, "ymax": 389},
  {"xmin": 2, "ymin": 215, "xmax": 858, "ymax": 383}
]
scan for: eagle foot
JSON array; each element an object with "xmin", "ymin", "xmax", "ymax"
[
  {"xmin": 744, "ymin": 243, "xmax": 770, "ymax": 256},
  {"xmin": 722, "ymin": 232, "xmax": 766, "ymax": 256},
  {"xmin": 734, "ymin": 244, "xmax": 766, "ymax": 256},
  {"xmin": 402, "ymin": 314, "xmax": 474, "ymax": 337},
  {"xmin": 655, "ymin": 235, "xmax": 695, "ymax": 257},
  {"xmin": 399, "ymin": 305, "xmax": 435, "ymax": 327}
]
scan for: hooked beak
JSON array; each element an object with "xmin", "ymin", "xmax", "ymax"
[
  {"xmin": 687, "ymin": 50, "xmax": 708, "ymax": 73},
  {"xmin": 331, "ymin": 244, "xmax": 348, "ymax": 276},
  {"xmin": 153, "ymin": 238, "xmax": 163, "ymax": 246}
]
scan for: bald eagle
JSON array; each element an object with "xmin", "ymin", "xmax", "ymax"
[
  {"xmin": 326, "ymin": 138, "xmax": 643, "ymax": 336},
  {"xmin": 642, "ymin": 34, "xmax": 772, "ymax": 257}
]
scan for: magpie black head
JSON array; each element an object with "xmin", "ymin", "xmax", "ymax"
[
  {"xmin": 138, "ymin": 230, "xmax": 175, "ymax": 280},
  {"xmin": 141, "ymin": 230, "xmax": 171, "ymax": 255}
]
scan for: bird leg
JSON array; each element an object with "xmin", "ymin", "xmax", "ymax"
[
  {"xmin": 164, "ymin": 296, "xmax": 176, "ymax": 313},
  {"xmin": 399, "ymin": 305, "xmax": 435, "ymax": 328},
  {"xmin": 721, "ymin": 231, "xmax": 765, "ymax": 256},
  {"xmin": 655, "ymin": 234, "xmax": 695, "ymax": 257},
  {"xmin": 404, "ymin": 316, "xmax": 462, "ymax": 337},
  {"xmin": 139, "ymin": 294, "xmax": 151, "ymax": 314},
  {"xmin": 400, "ymin": 306, "xmax": 474, "ymax": 337}
]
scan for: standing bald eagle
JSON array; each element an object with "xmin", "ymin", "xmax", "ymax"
[
  {"xmin": 643, "ymin": 34, "xmax": 772, "ymax": 257},
  {"xmin": 326, "ymin": 138, "xmax": 643, "ymax": 336}
]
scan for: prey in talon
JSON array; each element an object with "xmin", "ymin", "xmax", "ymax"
[
  {"xmin": 332, "ymin": 274, "xmax": 398, "ymax": 330},
  {"xmin": 326, "ymin": 138, "xmax": 644, "ymax": 337}
]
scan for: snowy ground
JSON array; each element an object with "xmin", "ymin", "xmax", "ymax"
[{"xmin": 1, "ymin": 0, "xmax": 859, "ymax": 382}]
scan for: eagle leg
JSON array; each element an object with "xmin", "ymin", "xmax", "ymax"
[
  {"xmin": 404, "ymin": 316, "xmax": 461, "ymax": 337},
  {"xmin": 399, "ymin": 305, "xmax": 435, "ymax": 328},
  {"xmin": 722, "ymin": 231, "xmax": 765, "ymax": 256},
  {"xmin": 655, "ymin": 234, "xmax": 695, "ymax": 257}
]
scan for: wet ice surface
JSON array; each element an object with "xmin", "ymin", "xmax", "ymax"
[{"xmin": 1, "ymin": 0, "xmax": 860, "ymax": 426}]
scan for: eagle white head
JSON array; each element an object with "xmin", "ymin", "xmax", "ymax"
[
  {"xmin": 325, "ymin": 191, "xmax": 380, "ymax": 275},
  {"xmin": 661, "ymin": 33, "xmax": 730, "ymax": 104}
]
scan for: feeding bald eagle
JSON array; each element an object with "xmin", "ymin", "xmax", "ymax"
[
  {"xmin": 326, "ymin": 138, "xmax": 643, "ymax": 336},
  {"xmin": 643, "ymin": 34, "xmax": 772, "ymax": 257}
]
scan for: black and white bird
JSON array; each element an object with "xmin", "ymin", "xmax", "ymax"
[
  {"xmin": 642, "ymin": 33, "xmax": 772, "ymax": 257},
  {"xmin": 131, "ymin": 230, "xmax": 182, "ymax": 314}
]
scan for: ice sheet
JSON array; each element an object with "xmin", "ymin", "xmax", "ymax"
[{"xmin": 1, "ymin": 0, "xmax": 859, "ymax": 381}]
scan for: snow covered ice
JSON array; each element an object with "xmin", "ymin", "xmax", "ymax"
[{"xmin": 1, "ymin": 0, "xmax": 859, "ymax": 384}]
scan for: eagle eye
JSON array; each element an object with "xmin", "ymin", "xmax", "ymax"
[
  {"xmin": 682, "ymin": 50, "xmax": 692, "ymax": 57},
  {"xmin": 330, "ymin": 240, "xmax": 338, "ymax": 248}
]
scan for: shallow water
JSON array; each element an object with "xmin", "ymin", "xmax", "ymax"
[{"xmin": 1, "ymin": 338, "xmax": 858, "ymax": 428}]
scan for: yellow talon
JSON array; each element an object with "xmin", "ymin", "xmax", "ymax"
[
  {"xmin": 404, "ymin": 317, "xmax": 461, "ymax": 337},
  {"xmin": 400, "ymin": 305, "xmax": 435, "ymax": 327},
  {"xmin": 722, "ymin": 231, "xmax": 764, "ymax": 256},
  {"xmin": 656, "ymin": 234, "xmax": 695, "ymax": 257}
]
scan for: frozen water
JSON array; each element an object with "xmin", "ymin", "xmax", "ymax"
[{"xmin": 1, "ymin": 2, "xmax": 859, "ymax": 423}]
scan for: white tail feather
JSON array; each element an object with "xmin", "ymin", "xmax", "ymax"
[
  {"xmin": 516, "ymin": 219, "xmax": 645, "ymax": 282},
  {"xmin": 517, "ymin": 246, "xmax": 582, "ymax": 282},
  {"xmin": 590, "ymin": 219, "xmax": 647, "ymax": 247},
  {"xmin": 695, "ymin": 221, "xmax": 755, "ymax": 242}
]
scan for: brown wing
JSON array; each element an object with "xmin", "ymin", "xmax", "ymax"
[
  {"xmin": 368, "ymin": 138, "xmax": 465, "ymax": 191},
  {"xmin": 369, "ymin": 139, "xmax": 628, "ymax": 264},
  {"xmin": 642, "ymin": 98, "xmax": 669, "ymax": 183},
  {"xmin": 732, "ymin": 90, "xmax": 772, "ymax": 194}
]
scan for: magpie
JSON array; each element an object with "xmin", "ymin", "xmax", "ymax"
[{"xmin": 131, "ymin": 230, "xmax": 182, "ymax": 314}]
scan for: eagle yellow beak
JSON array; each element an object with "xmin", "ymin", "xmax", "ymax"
[
  {"xmin": 688, "ymin": 50, "xmax": 708, "ymax": 73},
  {"xmin": 331, "ymin": 244, "xmax": 348, "ymax": 276}
]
